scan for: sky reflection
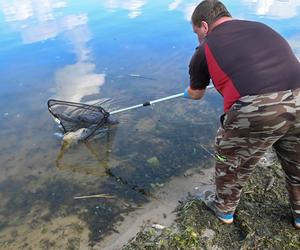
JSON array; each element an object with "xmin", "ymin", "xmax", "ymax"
[
  {"xmin": 0, "ymin": 0, "xmax": 299, "ymax": 112},
  {"xmin": 242, "ymin": 0, "xmax": 300, "ymax": 19},
  {"xmin": 104, "ymin": 0, "xmax": 147, "ymax": 19},
  {"xmin": 0, "ymin": 0, "xmax": 66, "ymax": 23},
  {"xmin": 54, "ymin": 14, "xmax": 106, "ymax": 102},
  {"xmin": 1, "ymin": 0, "xmax": 300, "ymax": 44},
  {"xmin": 168, "ymin": 0, "xmax": 198, "ymax": 21},
  {"xmin": 0, "ymin": 0, "xmax": 299, "ymax": 99},
  {"xmin": 55, "ymin": 63, "xmax": 105, "ymax": 103},
  {"xmin": 288, "ymin": 35, "xmax": 300, "ymax": 60},
  {"xmin": 0, "ymin": 0, "xmax": 107, "ymax": 102}
]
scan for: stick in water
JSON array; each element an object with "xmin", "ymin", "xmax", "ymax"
[{"xmin": 74, "ymin": 194, "xmax": 115, "ymax": 199}]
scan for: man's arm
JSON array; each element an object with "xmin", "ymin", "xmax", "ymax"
[{"xmin": 188, "ymin": 46, "xmax": 210, "ymax": 99}]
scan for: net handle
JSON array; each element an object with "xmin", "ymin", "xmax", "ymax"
[{"xmin": 109, "ymin": 85, "xmax": 214, "ymax": 115}]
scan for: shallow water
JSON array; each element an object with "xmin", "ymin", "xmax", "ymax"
[{"xmin": 0, "ymin": 0, "xmax": 299, "ymax": 248}]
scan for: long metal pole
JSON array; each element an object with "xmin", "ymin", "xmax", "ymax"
[{"xmin": 109, "ymin": 85, "xmax": 213, "ymax": 115}]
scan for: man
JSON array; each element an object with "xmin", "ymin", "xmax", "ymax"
[{"xmin": 184, "ymin": 0, "xmax": 300, "ymax": 228}]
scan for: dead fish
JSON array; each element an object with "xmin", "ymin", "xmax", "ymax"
[
  {"xmin": 63, "ymin": 127, "xmax": 109, "ymax": 144},
  {"xmin": 78, "ymin": 114, "xmax": 119, "ymax": 125},
  {"xmin": 62, "ymin": 112, "xmax": 119, "ymax": 126},
  {"xmin": 63, "ymin": 128, "xmax": 92, "ymax": 144},
  {"xmin": 106, "ymin": 115, "xmax": 119, "ymax": 125},
  {"xmin": 76, "ymin": 113, "xmax": 106, "ymax": 124}
]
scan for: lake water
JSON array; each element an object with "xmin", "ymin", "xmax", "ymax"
[{"xmin": 0, "ymin": 0, "xmax": 299, "ymax": 248}]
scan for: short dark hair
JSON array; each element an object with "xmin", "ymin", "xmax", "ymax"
[{"xmin": 192, "ymin": 0, "xmax": 231, "ymax": 26}]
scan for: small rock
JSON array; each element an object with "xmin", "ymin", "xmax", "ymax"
[
  {"xmin": 152, "ymin": 224, "xmax": 165, "ymax": 230},
  {"xmin": 258, "ymin": 148, "xmax": 277, "ymax": 167},
  {"xmin": 201, "ymin": 228, "xmax": 215, "ymax": 240}
]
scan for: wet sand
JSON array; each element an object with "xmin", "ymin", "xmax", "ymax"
[{"xmin": 95, "ymin": 165, "xmax": 215, "ymax": 250}]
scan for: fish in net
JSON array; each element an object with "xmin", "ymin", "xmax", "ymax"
[
  {"xmin": 47, "ymin": 85, "xmax": 214, "ymax": 142},
  {"xmin": 47, "ymin": 99, "xmax": 117, "ymax": 142}
]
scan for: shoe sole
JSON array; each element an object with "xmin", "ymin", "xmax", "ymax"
[{"xmin": 218, "ymin": 217, "xmax": 234, "ymax": 224}]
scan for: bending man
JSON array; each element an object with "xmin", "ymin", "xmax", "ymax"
[{"xmin": 184, "ymin": 0, "xmax": 300, "ymax": 228}]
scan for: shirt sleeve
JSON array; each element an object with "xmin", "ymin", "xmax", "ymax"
[{"xmin": 189, "ymin": 45, "xmax": 210, "ymax": 90}]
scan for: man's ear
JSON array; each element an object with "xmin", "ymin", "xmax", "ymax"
[{"xmin": 201, "ymin": 21, "xmax": 209, "ymax": 33}]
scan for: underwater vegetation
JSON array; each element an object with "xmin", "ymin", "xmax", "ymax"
[
  {"xmin": 0, "ymin": 173, "xmax": 154, "ymax": 246},
  {"xmin": 0, "ymin": 93, "xmax": 220, "ymax": 248}
]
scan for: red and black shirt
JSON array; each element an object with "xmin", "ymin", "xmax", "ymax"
[{"xmin": 189, "ymin": 20, "xmax": 300, "ymax": 112}]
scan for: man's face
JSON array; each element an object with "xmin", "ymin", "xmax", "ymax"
[{"xmin": 193, "ymin": 21, "xmax": 209, "ymax": 44}]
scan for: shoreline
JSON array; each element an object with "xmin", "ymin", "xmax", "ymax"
[
  {"xmin": 95, "ymin": 166, "xmax": 215, "ymax": 250},
  {"xmin": 121, "ymin": 158, "xmax": 300, "ymax": 249}
]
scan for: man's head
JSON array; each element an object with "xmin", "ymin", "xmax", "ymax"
[{"xmin": 192, "ymin": 0, "xmax": 231, "ymax": 43}]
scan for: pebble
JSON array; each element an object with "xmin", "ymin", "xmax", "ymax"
[{"xmin": 152, "ymin": 224, "xmax": 165, "ymax": 230}]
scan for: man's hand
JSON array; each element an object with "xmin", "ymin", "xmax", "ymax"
[
  {"xmin": 183, "ymin": 87, "xmax": 192, "ymax": 99},
  {"xmin": 183, "ymin": 86, "xmax": 206, "ymax": 100}
]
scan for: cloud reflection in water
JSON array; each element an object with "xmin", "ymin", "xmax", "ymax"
[
  {"xmin": 0, "ymin": 0, "xmax": 67, "ymax": 22},
  {"xmin": 242, "ymin": 0, "xmax": 300, "ymax": 19},
  {"xmin": 54, "ymin": 14, "xmax": 106, "ymax": 102},
  {"xmin": 167, "ymin": 0, "xmax": 198, "ymax": 21},
  {"xmin": 0, "ymin": 0, "xmax": 106, "ymax": 102},
  {"xmin": 55, "ymin": 62, "xmax": 105, "ymax": 103},
  {"xmin": 104, "ymin": 0, "xmax": 147, "ymax": 19}
]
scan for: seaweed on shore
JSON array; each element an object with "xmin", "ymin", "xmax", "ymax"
[{"xmin": 123, "ymin": 162, "xmax": 300, "ymax": 250}]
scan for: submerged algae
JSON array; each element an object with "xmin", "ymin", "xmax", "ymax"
[
  {"xmin": 0, "ymin": 178, "xmax": 136, "ymax": 248},
  {"xmin": 123, "ymin": 162, "xmax": 300, "ymax": 250},
  {"xmin": 147, "ymin": 156, "xmax": 160, "ymax": 167}
]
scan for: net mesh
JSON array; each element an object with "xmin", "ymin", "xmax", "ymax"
[{"xmin": 47, "ymin": 99, "xmax": 110, "ymax": 140}]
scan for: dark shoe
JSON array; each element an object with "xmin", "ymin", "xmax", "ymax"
[{"xmin": 197, "ymin": 190, "xmax": 234, "ymax": 224}]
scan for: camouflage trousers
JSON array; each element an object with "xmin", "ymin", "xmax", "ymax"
[{"xmin": 214, "ymin": 88, "xmax": 300, "ymax": 220}]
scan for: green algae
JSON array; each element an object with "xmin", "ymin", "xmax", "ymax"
[
  {"xmin": 147, "ymin": 156, "xmax": 160, "ymax": 167},
  {"xmin": 123, "ymin": 162, "xmax": 300, "ymax": 250}
]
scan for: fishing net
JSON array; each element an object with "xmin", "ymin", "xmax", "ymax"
[
  {"xmin": 47, "ymin": 99, "xmax": 110, "ymax": 141},
  {"xmin": 48, "ymin": 87, "xmax": 212, "ymax": 141}
]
